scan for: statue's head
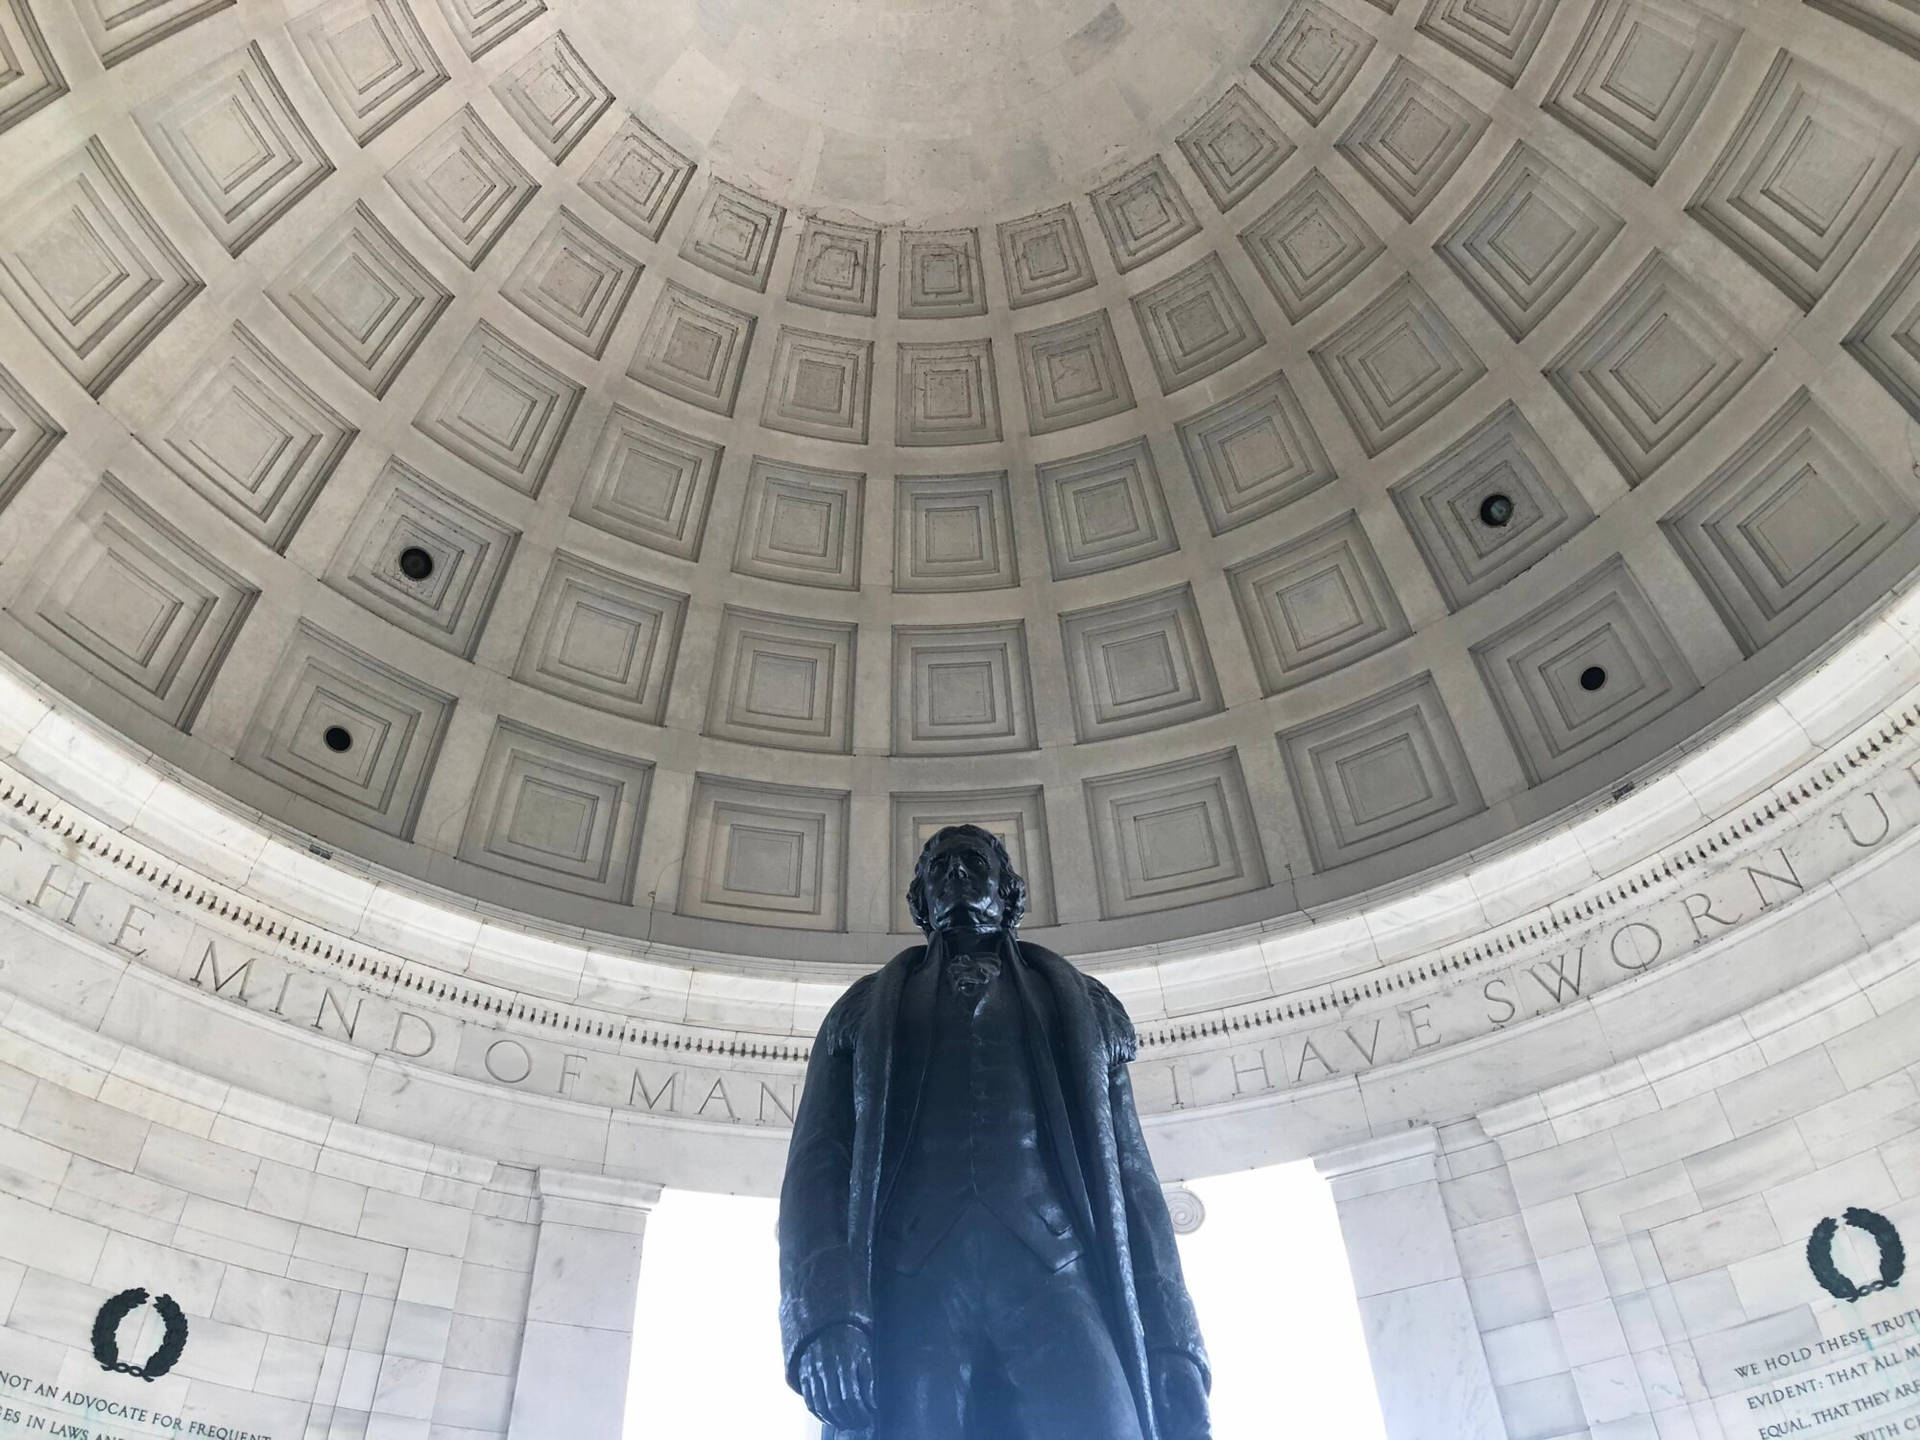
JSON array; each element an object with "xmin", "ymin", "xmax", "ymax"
[{"xmin": 906, "ymin": 824, "xmax": 1028, "ymax": 936}]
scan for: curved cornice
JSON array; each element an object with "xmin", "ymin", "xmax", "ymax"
[{"xmin": 0, "ymin": 574, "xmax": 1916, "ymax": 1191}]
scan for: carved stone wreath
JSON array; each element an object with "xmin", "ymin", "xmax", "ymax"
[
  {"xmin": 1807, "ymin": 1208, "xmax": 1906, "ymax": 1303},
  {"xmin": 92, "ymin": 1287, "xmax": 189, "ymax": 1381}
]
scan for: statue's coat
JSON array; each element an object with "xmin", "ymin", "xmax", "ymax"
[{"xmin": 778, "ymin": 931, "xmax": 1208, "ymax": 1440}]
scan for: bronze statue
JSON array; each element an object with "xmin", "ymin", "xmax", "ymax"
[{"xmin": 778, "ymin": 824, "xmax": 1211, "ymax": 1439}]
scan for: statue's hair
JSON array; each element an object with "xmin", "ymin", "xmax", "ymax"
[{"xmin": 905, "ymin": 824, "xmax": 1028, "ymax": 934}]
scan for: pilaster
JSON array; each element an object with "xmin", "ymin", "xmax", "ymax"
[
  {"xmin": 506, "ymin": 1169, "xmax": 664, "ymax": 1440},
  {"xmin": 1317, "ymin": 1126, "xmax": 1508, "ymax": 1440}
]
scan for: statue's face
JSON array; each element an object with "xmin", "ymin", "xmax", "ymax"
[{"xmin": 919, "ymin": 834, "xmax": 1005, "ymax": 932}]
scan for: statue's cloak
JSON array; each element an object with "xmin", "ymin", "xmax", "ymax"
[{"xmin": 777, "ymin": 931, "xmax": 1208, "ymax": 1440}]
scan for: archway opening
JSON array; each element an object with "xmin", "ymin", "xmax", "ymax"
[{"xmin": 625, "ymin": 1161, "xmax": 1383, "ymax": 1437}]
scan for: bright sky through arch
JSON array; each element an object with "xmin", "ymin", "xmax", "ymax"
[{"xmin": 625, "ymin": 1161, "xmax": 1383, "ymax": 1438}]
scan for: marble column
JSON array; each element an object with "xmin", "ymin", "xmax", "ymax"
[
  {"xmin": 1316, "ymin": 1127, "xmax": 1507, "ymax": 1440},
  {"xmin": 506, "ymin": 1169, "xmax": 664, "ymax": 1440}
]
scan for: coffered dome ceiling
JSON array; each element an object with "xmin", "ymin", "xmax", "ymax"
[{"xmin": 0, "ymin": 0, "xmax": 1917, "ymax": 968}]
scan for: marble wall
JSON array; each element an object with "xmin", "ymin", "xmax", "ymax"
[
  {"xmin": 29, "ymin": 843, "xmax": 1920, "ymax": 1440},
  {"xmin": 1327, "ymin": 927, "xmax": 1920, "ymax": 1439},
  {"xmin": 0, "ymin": 492, "xmax": 1917, "ymax": 1439},
  {"xmin": 37, "ymin": 928, "xmax": 1920, "ymax": 1440},
  {"xmin": 0, "ymin": 993, "xmax": 651, "ymax": 1440}
]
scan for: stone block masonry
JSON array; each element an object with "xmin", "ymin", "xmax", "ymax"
[{"xmin": 0, "ymin": 998, "xmax": 541, "ymax": 1440}]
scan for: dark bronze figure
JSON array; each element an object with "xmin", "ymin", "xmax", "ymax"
[{"xmin": 778, "ymin": 824, "xmax": 1211, "ymax": 1439}]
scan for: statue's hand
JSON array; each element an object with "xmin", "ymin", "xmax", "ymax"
[
  {"xmin": 1150, "ymin": 1352, "xmax": 1211, "ymax": 1440},
  {"xmin": 797, "ymin": 1323, "xmax": 875, "ymax": 1433}
]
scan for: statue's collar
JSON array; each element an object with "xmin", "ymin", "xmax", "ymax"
[{"xmin": 922, "ymin": 928, "xmax": 1020, "ymax": 965}]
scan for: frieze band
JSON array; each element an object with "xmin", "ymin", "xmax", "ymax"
[{"xmin": 0, "ymin": 689, "xmax": 1917, "ymax": 1134}]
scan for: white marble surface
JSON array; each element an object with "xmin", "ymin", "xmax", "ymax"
[
  {"xmin": 506, "ymin": 1170, "xmax": 659, "ymax": 1440},
  {"xmin": 0, "ymin": 1006, "xmax": 543, "ymax": 1440},
  {"xmin": 0, "ymin": 509, "xmax": 1911, "ymax": 1061},
  {"xmin": 1359, "ymin": 1277, "xmax": 1507, "ymax": 1439},
  {"xmin": 0, "ymin": 456, "xmax": 1914, "ymax": 1440},
  {"xmin": 1320, "ymin": 1129, "xmax": 1504, "ymax": 1437},
  {"xmin": 20, "ymin": 791, "xmax": 1920, "ymax": 1440},
  {"xmin": 4, "ymin": 589, "xmax": 1920, "ymax": 1205},
  {"xmin": 1397, "ymin": 923, "xmax": 1920, "ymax": 1437}
]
